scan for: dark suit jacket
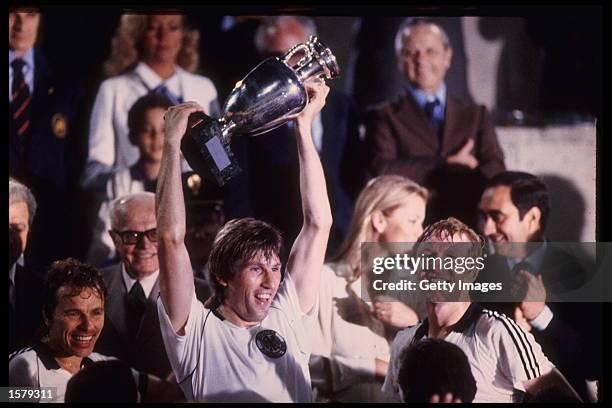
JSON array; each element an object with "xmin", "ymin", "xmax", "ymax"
[
  {"xmin": 9, "ymin": 264, "xmax": 44, "ymax": 354},
  {"xmin": 366, "ymin": 92, "xmax": 506, "ymax": 186},
  {"xmin": 224, "ymin": 90, "xmax": 365, "ymax": 256},
  {"xmin": 9, "ymin": 48, "xmax": 84, "ymax": 190},
  {"xmin": 94, "ymin": 263, "xmax": 210, "ymax": 378},
  {"xmin": 475, "ymin": 246, "xmax": 601, "ymax": 399},
  {"xmin": 10, "ymin": 48, "xmax": 85, "ymax": 274}
]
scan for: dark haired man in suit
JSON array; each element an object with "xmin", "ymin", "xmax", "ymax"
[{"xmin": 476, "ymin": 171, "xmax": 601, "ymax": 401}]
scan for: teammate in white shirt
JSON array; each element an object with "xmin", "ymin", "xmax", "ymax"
[
  {"xmin": 155, "ymin": 80, "xmax": 332, "ymax": 402},
  {"xmin": 382, "ymin": 218, "xmax": 582, "ymax": 403},
  {"xmin": 9, "ymin": 259, "xmax": 109, "ymax": 402},
  {"xmin": 9, "ymin": 258, "xmax": 181, "ymax": 402}
]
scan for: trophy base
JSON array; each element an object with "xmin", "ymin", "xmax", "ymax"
[{"xmin": 181, "ymin": 112, "xmax": 241, "ymax": 187}]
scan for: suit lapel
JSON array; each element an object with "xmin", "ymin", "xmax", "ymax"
[
  {"xmin": 396, "ymin": 94, "xmax": 439, "ymax": 152},
  {"xmin": 105, "ymin": 265, "xmax": 130, "ymax": 338},
  {"xmin": 441, "ymin": 96, "xmax": 465, "ymax": 156}
]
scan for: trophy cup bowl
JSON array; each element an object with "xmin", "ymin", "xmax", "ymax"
[{"xmin": 181, "ymin": 36, "xmax": 340, "ymax": 186}]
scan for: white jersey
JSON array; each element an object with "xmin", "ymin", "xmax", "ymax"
[
  {"xmin": 383, "ymin": 304, "xmax": 555, "ymax": 403},
  {"xmin": 157, "ymin": 272, "xmax": 317, "ymax": 402},
  {"xmin": 9, "ymin": 343, "xmax": 112, "ymax": 403}
]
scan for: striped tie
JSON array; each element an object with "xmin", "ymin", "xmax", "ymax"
[{"xmin": 11, "ymin": 59, "xmax": 31, "ymax": 138}]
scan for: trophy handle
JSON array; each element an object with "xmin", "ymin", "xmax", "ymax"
[{"xmin": 281, "ymin": 42, "xmax": 312, "ymax": 68}]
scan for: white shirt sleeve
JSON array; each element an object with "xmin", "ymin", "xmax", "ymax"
[
  {"xmin": 9, "ymin": 354, "xmax": 39, "ymax": 387},
  {"xmin": 529, "ymin": 305, "xmax": 554, "ymax": 331},
  {"xmin": 272, "ymin": 272, "xmax": 319, "ymax": 355},
  {"xmin": 488, "ymin": 313, "xmax": 555, "ymax": 391},
  {"xmin": 157, "ymin": 291, "xmax": 206, "ymax": 382}
]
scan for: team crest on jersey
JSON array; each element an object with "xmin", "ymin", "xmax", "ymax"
[{"xmin": 255, "ymin": 329, "xmax": 287, "ymax": 359}]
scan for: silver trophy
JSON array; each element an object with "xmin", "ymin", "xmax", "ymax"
[{"xmin": 181, "ymin": 36, "xmax": 340, "ymax": 186}]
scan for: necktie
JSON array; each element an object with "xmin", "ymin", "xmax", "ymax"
[
  {"xmin": 11, "ymin": 59, "xmax": 31, "ymax": 138},
  {"xmin": 153, "ymin": 83, "xmax": 183, "ymax": 105},
  {"xmin": 127, "ymin": 281, "xmax": 147, "ymax": 337},
  {"xmin": 424, "ymin": 99, "xmax": 441, "ymax": 141}
]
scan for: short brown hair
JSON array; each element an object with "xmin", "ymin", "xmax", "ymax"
[
  {"xmin": 206, "ymin": 218, "xmax": 283, "ymax": 308},
  {"xmin": 43, "ymin": 258, "xmax": 107, "ymax": 322},
  {"xmin": 416, "ymin": 217, "xmax": 484, "ymax": 260},
  {"xmin": 127, "ymin": 92, "xmax": 173, "ymax": 145}
]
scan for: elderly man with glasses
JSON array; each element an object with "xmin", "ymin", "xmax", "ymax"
[{"xmin": 93, "ymin": 191, "xmax": 209, "ymax": 379}]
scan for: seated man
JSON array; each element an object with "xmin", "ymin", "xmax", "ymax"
[
  {"xmin": 8, "ymin": 258, "xmax": 180, "ymax": 402},
  {"xmin": 155, "ymin": 81, "xmax": 332, "ymax": 401},
  {"xmin": 9, "ymin": 177, "xmax": 44, "ymax": 353},
  {"xmin": 383, "ymin": 218, "xmax": 581, "ymax": 403},
  {"xmin": 94, "ymin": 192, "xmax": 209, "ymax": 379},
  {"xmin": 397, "ymin": 338, "xmax": 476, "ymax": 403}
]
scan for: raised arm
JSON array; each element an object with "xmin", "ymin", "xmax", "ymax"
[
  {"xmin": 287, "ymin": 80, "xmax": 333, "ymax": 313},
  {"xmin": 156, "ymin": 102, "xmax": 204, "ymax": 333}
]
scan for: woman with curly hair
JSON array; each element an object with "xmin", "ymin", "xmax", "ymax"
[
  {"xmin": 83, "ymin": 13, "xmax": 220, "ymax": 190},
  {"xmin": 310, "ymin": 175, "xmax": 428, "ymax": 402}
]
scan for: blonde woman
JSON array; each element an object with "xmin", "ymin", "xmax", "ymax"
[
  {"xmin": 83, "ymin": 13, "xmax": 219, "ymax": 190},
  {"xmin": 310, "ymin": 175, "xmax": 428, "ymax": 402}
]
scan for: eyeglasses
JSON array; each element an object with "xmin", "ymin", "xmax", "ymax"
[{"xmin": 111, "ymin": 228, "xmax": 157, "ymax": 245}]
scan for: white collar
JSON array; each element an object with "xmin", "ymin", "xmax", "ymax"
[
  {"xmin": 9, "ymin": 47, "xmax": 35, "ymax": 70},
  {"xmin": 133, "ymin": 61, "xmax": 183, "ymax": 95},
  {"xmin": 121, "ymin": 263, "xmax": 159, "ymax": 299}
]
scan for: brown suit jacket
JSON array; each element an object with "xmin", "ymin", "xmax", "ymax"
[{"xmin": 366, "ymin": 92, "xmax": 506, "ymax": 186}]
